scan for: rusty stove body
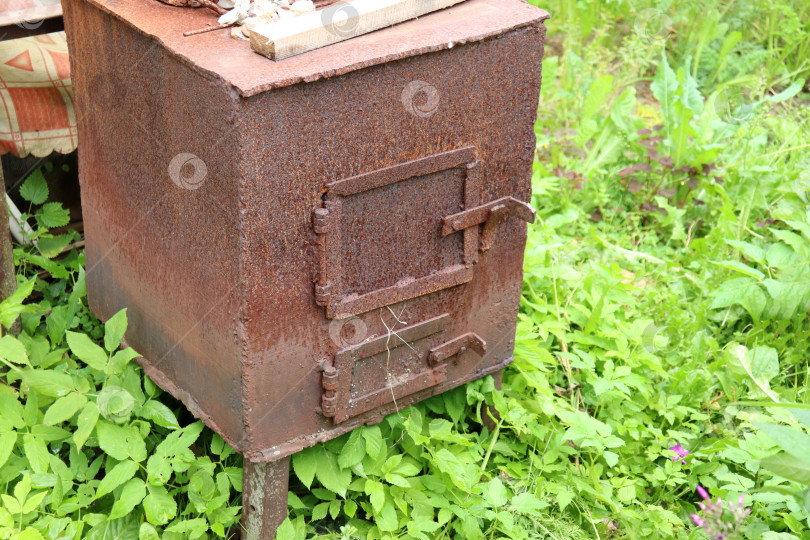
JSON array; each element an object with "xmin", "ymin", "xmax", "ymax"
[{"xmin": 64, "ymin": 0, "xmax": 549, "ymax": 463}]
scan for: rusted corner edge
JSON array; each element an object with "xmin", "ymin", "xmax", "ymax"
[
  {"xmin": 134, "ymin": 355, "xmax": 247, "ymax": 454},
  {"xmin": 243, "ymin": 355, "xmax": 515, "ymax": 463},
  {"xmin": 78, "ymin": 0, "xmax": 551, "ymax": 99}
]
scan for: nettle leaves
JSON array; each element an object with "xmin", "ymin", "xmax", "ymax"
[
  {"xmin": 712, "ymin": 214, "xmax": 810, "ymax": 323},
  {"xmin": 17, "ymin": 168, "xmax": 77, "ymax": 260},
  {"xmin": 0, "ymin": 282, "xmax": 242, "ymax": 538},
  {"xmin": 282, "ymin": 392, "xmax": 550, "ymax": 539}
]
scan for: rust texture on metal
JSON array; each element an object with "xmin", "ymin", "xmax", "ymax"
[
  {"xmin": 316, "ymin": 147, "xmax": 479, "ymax": 319},
  {"xmin": 327, "ymin": 314, "xmax": 449, "ymax": 423},
  {"xmin": 441, "ymin": 196, "xmax": 537, "ymax": 236},
  {"xmin": 63, "ymin": 0, "xmax": 549, "ymax": 463},
  {"xmin": 428, "ymin": 332, "xmax": 487, "ymax": 366},
  {"xmin": 241, "ymin": 457, "xmax": 290, "ymax": 538}
]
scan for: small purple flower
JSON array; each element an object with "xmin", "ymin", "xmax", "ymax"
[
  {"xmin": 669, "ymin": 444, "xmax": 690, "ymax": 463},
  {"xmin": 690, "ymin": 486, "xmax": 750, "ymax": 540}
]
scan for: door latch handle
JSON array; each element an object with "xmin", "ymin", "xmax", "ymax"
[
  {"xmin": 428, "ymin": 332, "xmax": 487, "ymax": 366},
  {"xmin": 441, "ymin": 196, "xmax": 536, "ymax": 251}
]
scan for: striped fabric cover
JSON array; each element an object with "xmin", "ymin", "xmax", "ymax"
[{"xmin": 0, "ymin": 31, "xmax": 76, "ymax": 157}]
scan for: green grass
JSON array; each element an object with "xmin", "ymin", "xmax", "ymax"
[{"xmin": 1, "ymin": 0, "xmax": 810, "ymax": 538}]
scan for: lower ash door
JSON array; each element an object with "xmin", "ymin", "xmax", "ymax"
[{"xmin": 320, "ymin": 314, "xmax": 486, "ymax": 424}]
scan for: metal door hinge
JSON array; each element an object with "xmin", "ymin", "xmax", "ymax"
[
  {"xmin": 314, "ymin": 282, "xmax": 332, "ymax": 306},
  {"xmin": 441, "ymin": 196, "xmax": 536, "ymax": 252},
  {"xmin": 428, "ymin": 332, "xmax": 487, "ymax": 366},
  {"xmin": 321, "ymin": 364, "xmax": 339, "ymax": 418},
  {"xmin": 312, "ymin": 207, "xmax": 330, "ymax": 234}
]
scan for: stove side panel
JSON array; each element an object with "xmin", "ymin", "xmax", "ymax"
[{"xmin": 64, "ymin": 0, "xmax": 246, "ymax": 447}]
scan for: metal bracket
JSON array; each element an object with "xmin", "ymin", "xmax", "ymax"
[
  {"xmin": 441, "ymin": 196, "xmax": 536, "ymax": 252},
  {"xmin": 428, "ymin": 332, "xmax": 487, "ymax": 366}
]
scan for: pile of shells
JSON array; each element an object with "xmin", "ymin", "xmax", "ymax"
[{"xmin": 218, "ymin": 0, "xmax": 315, "ymax": 39}]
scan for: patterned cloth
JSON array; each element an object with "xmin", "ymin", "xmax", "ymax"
[
  {"xmin": 0, "ymin": 31, "xmax": 76, "ymax": 157},
  {"xmin": 0, "ymin": 0, "xmax": 62, "ymax": 29}
]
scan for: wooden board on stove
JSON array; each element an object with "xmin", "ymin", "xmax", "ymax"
[{"xmin": 250, "ymin": 0, "xmax": 468, "ymax": 61}]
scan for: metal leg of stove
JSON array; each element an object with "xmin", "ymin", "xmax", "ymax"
[{"xmin": 241, "ymin": 457, "xmax": 290, "ymax": 540}]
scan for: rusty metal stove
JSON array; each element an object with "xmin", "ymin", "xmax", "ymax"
[{"xmin": 63, "ymin": 0, "xmax": 549, "ymax": 535}]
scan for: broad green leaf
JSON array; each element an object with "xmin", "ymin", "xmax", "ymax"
[
  {"xmin": 651, "ymin": 51, "xmax": 678, "ymax": 123},
  {"xmin": 0, "ymin": 278, "xmax": 36, "ymax": 329},
  {"xmin": 582, "ymin": 75, "xmax": 613, "ymax": 120},
  {"xmin": 21, "ymin": 490, "xmax": 47, "ymax": 513},
  {"xmin": 46, "ymin": 305, "xmax": 70, "ymax": 347},
  {"xmin": 104, "ymin": 309, "xmax": 128, "ymax": 352},
  {"xmin": 274, "ymin": 519, "xmax": 296, "ymax": 540},
  {"xmin": 95, "ymin": 459, "xmax": 139, "ymax": 499},
  {"xmin": 362, "ymin": 425, "xmax": 384, "ymax": 459},
  {"xmin": 756, "ymin": 422, "xmax": 810, "ymax": 462},
  {"xmin": 14, "ymin": 472, "xmax": 31, "ymax": 502},
  {"xmin": 108, "ymin": 478, "xmax": 146, "ymax": 519},
  {"xmin": 138, "ymin": 523, "xmax": 160, "ymax": 540},
  {"xmin": 750, "ymin": 347, "xmax": 779, "ymax": 383},
  {"xmin": 16, "ymin": 528, "xmax": 45, "ymax": 540},
  {"xmin": 314, "ymin": 446, "xmax": 351, "ymax": 496},
  {"xmin": 110, "ymin": 348, "xmax": 141, "ymax": 373},
  {"xmin": 143, "ymin": 484, "xmax": 177, "ymax": 526},
  {"xmin": 710, "ymin": 277, "xmax": 767, "ymax": 322},
  {"xmin": 510, "ymin": 492, "xmax": 546, "ymax": 515},
  {"xmin": 767, "ymin": 79, "xmax": 805, "ymax": 103},
  {"xmin": 486, "ymin": 477, "xmax": 509, "ymax": 507},
  {"xmin": 583, "ymin": 294, "xmax": 605, "ymax": 335},
  {"xmin": 790, "ymin": 408, "xmax": 810, "ymax": 429},
  {"xmin": 725, "ymin": 240, "xmax": 766, "ymax": 263},
  {"xmin": 43, "ymin": 392, "xmax": 87, "ymax": 425},
  {"xmin": 1, "ymin": 494, "xmax": 20, "ymax": 514},
  {"xmin": 713, "ymin": 259, "xmax": 765, "ymax": 280},
  {"xmin": 137, "ymin": 400, "xmax": 179, "ymax": 430},
  {"xmin": 678, "ymin": 64, "xmax": 703, "ymax": 116},
  {"xmin": 338, "ymin": 430, "xmax": 366, "ymax": 469},
  {"xmin": 18, "ymin": 369, "xmax": 74, "ymax": 397},
  {"xmin": 365, "ymin": 479, "xmax": 385, "ymax": 513},
  {"xmin": 74, "ymin": 402, "xmax": 99, "ymax": 450},
  {"xmin": 22, "ymin": 435, "xmax": 49, "ymax": 474},
  {"xmin": 761, "ymin": 452, "xmax": 810, "ymax": 486},
  {"xmin": 66, "ymin": 331, "xmax": 108, "ymax": 371},
  {"xmin": 0, "ymin": 335, "xmax": 28, "ymax": 366},
  {"xmin": 96, "ymin": 421, "xmax": 146, "ymax": 462},
  {"xmin": 19, "ymin": 170, "xmax": 48, "ymax": 205},
  {"xmin": 165, "ymin": 518, "xmax": 207, "ymax": 536},
  {"xmin": 36, "ymin": 234, "xmax": 72, "ymax": 259},
  {"xmin": 36, "ymin": 203, "xmax": 70, "ymax": 229},
  {"xmin": 0, "ymin": 432, "xmax": 17, "ymax": 469},
  {"xmin": 292, "ymin": 447, "xmax": 317, "ymax": 488}
]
